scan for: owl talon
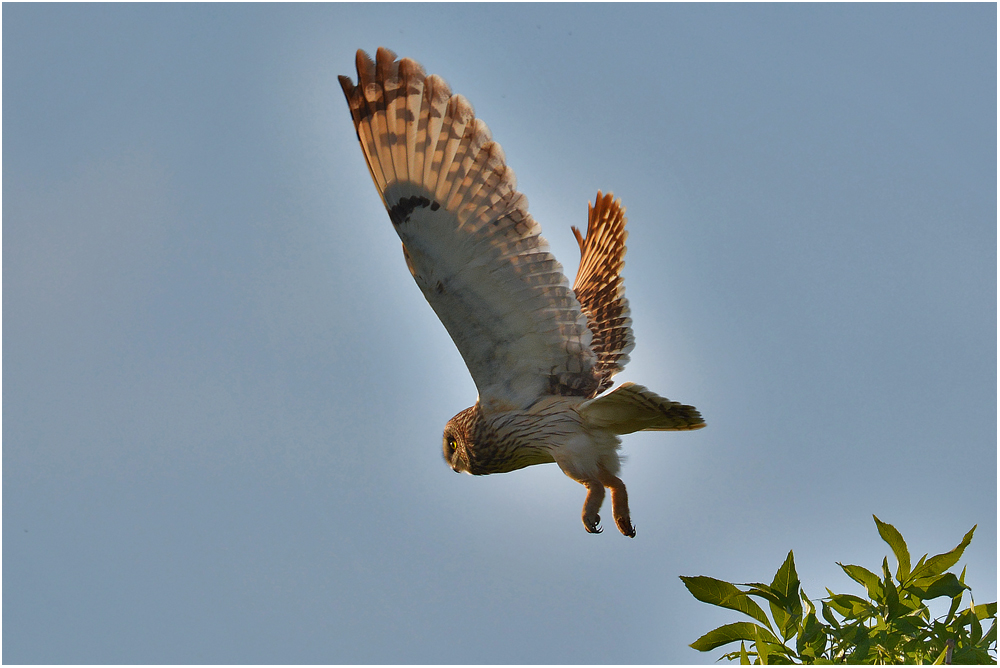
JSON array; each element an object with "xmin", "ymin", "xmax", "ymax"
[
  {"xmin": 581, "ymin": 481, "xmax": 606, "ymax": 535},
  {"xmin": 584, "ymin": 515, "xmax": 603, "ymax": 534},
  {"xmin": 616, "ymin": 515, "xmax": 636, "ymax": 538}
]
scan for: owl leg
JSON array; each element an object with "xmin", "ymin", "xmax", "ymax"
[
  {"xmin": 581, "ymin": 481, "xmax": 606, "ymax": 534},
  {"xmin": 597, "ymin": 469, "xmax": 635, "ymax": 538}
]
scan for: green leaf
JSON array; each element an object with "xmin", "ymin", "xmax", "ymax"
[
  {"xmin": 680, "ymin": 576, "xmax": 774, "ymax": 630},
  {"xmin": 797, "ymin": 606, "xmax": 824, "ymax": 657},
  {"xmin": 874, "ymin": 515, "xmax": 911, "ymax": 582},
  {"xmin": 945, "ymin": 584, "xmax": 966, "ymax": 622},
  {"xmin": 769, "ymin": 551, "xmax": 802, "ymax": 641},
  {"xmin": 837, "ymin": 562, "xmax": 884, "ymax": 602},
  {"xmin": 807, "ymin": 631, "xmax": 830, "ymax": 662},
  {"xmin": 822, "ymin": 600, "xmax": 841, "ymax": 628},
  {"xmin": 743, "ymin": 583, "xmax": 789, "ymax": 637},
  {"xmin": 980, "ymin": 617, "xmax": 996, "ymax": 648},
  {"xmin": 849, "ymin": 624, "xmax": 871, "ymax": 662},
  {"xmin": 973, "ymin": 602, "xmax": 997, "ymax": 621},
  {"xmin": 744, "ymin": 582, "xmax": 784, "ymax": 605},
  {"xmin": 802, "ymin": 589, "xmax": 814, "ymax": 614},
  {"xmin": 909, "ymin": 573, "xmax": 970, "ymax": 601},
  {"xmin": 769, "ymin": 603, "xmax": 790, "ymax": 642},
  {"xmin": 771, "ymin": 551, "xmax": 801, "ymax": 606},
  {"xmin": 970, "ymin": 607, "xmax": 984, "ymax": 645},
  {"xmin": 826, "ymin": 592, "xmax": 872, "ymax": 619},
  {"xmin": 895, "ymin": 590, "xmax": 925, "ymax": 614},
  {"xmin": 892, "ymin": 611, "xmax": 922, "ymax": 636},
  {"xmin": 909, "ymin": 525, "xmax": 976, "ymax": 580},
  {"xmin": 740, "ymin": 640, "xmax": 750, "ymax": 665},
  {"xmin": 755, "ymin": 625, "xmax": 770, "ymax": 665},
  {"xmin": 882, "ymin": 556, "xmax": 904, "ymax": 621},
  {"xmin": 689, "ymin": 621, "xmax": 775, "ymax": 652},
  {"xmin": 913, "ymin": 553, "xmax": 927, "ymax": 571}
]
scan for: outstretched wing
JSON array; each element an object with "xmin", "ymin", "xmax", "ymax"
[
  {"xmin": 572, "ymin": 192, "xmax": 636, "ymax": 395},
  {"xmin": 339, "ymin": 48, "xmax": 600, "ymax": 411}
]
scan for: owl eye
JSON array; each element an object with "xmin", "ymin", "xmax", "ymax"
[{"xmin": 448, "ymin": 437, "xmax": 458, "ymax": 450}]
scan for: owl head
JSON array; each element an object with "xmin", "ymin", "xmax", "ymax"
[
  {"xmin": 443, "ymin": 403, "xmax": 557, "ymax": 475},
  {"xmin": 443, "ymin": 405, "xmax": 479, "ymax": 473}
]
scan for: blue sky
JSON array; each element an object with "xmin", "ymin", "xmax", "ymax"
[{"xmin": 4, "ymin": 3, "xmax": 996, "ymax": 663}]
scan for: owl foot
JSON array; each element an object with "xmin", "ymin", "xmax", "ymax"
[
  {"xmin": 613, "ymin": 510, "xmax": 636, "ymax": 538},
  {"xmin": 582, "ymin": 481, "xmax": 605, "ymax": 534},
  {"xmin": 598, "ymin": 470, "xmax": 636, "ymax": 538}
]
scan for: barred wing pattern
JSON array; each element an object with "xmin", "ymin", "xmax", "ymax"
[
  {"xmin": 572, "ymin": 192, "xmax": 636, "ymax": 395},
  {"xmin": 339, "ymin": 48, "xmax": 600, "ymax": 411}
]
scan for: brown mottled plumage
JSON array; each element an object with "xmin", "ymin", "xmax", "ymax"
[
  {"xmin": 340, "ymin": 48, "xmax": 705, "ymax": 537},
  {"xmin": 572, "ymin": 193, "xmax": 635, "ymax": 396}
]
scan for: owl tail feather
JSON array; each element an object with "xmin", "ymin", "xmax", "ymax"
[{"xmin": 579, "ymin": 382, "xmax": 705, "ymax": 435}]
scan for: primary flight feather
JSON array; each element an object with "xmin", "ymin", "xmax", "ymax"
[{"xmin": 339, "ymin": 47, "xmax": 704, "ymax": 536}]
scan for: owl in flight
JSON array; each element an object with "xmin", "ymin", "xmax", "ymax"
[{"xmin": 339, "ymin": 48, "xmax": 705, "ymax": 537}]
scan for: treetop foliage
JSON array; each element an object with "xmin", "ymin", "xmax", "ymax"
[{"xmin": 681, "ymin": 516, "xmax": 996, "ymax": 664}]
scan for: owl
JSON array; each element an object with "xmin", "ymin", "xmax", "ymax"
[{"xmin": 340, "ymin": 48, "xmax": 704, "ymax": 536}]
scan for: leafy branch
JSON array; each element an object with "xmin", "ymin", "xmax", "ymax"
[{"xmin": 681, "ymin": 516, "xmax": 996, "ymax": 664}]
